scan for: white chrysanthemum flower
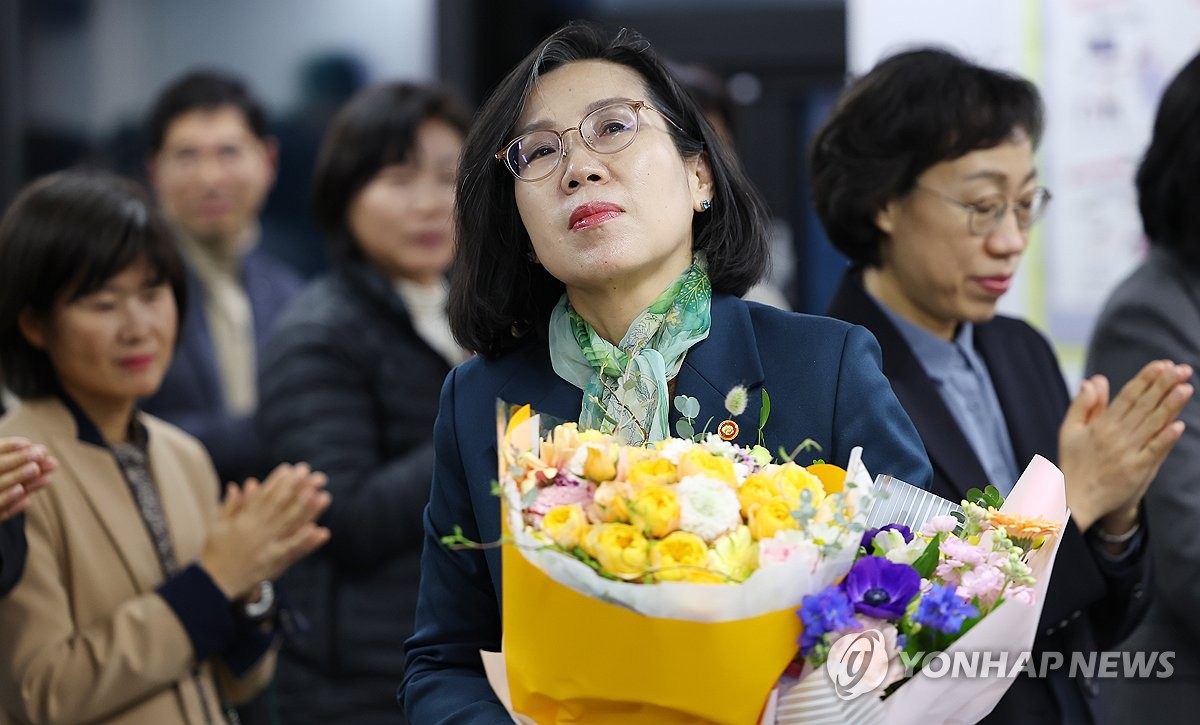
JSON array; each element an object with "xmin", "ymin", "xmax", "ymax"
[
  {"xmin": 656, "ymin": 438, "xmax": 694, "ymax": 465},
  {"xmin": 676, "ymin": 474, "xmax": 742, "ymax": 542},
  {"xmin": 724, "ymin": 385, "xmax": 749, "ymax": 416}
]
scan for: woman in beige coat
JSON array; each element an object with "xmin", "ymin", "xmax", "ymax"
[{"xmin": 0, "ymin": 170, "xmax": 331, "ymax": 724}]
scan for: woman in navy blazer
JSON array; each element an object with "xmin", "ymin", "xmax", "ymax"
[
  {"xmin": 814, "ymin": 48, "xmax": 1191, "ymax": 724},
  {"xmin": 399, "ymin": 23, "xmax": 931, "ymax": 723}
]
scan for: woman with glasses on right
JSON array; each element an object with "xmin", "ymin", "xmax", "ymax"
[{"xmin": 817, "ymin": 48, "xmax": 1192, "ymax": 724}]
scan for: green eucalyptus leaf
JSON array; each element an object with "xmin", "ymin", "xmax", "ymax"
[{"xmin": 676, "ymin": 419, "xmax": 695, "ymax": 440}]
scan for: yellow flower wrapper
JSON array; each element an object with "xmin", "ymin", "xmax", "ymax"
[{"xmin": 501, "ymin": 533, "xmax": 801, "ymax": 724}]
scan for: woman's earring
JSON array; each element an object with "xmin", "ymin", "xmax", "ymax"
[
  {"xmin": 700, "ymin": 199, "xmax": 712, "ymax": 211},
  {"xmin": 526, "ymin": 249, "xmax": 537, "ymax": 263}
]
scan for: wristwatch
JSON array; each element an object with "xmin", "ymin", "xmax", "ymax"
[{"xmin": 242, "ymin": 580, "xmax": 276, "ymax": 622}]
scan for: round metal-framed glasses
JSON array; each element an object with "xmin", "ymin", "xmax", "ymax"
[
  {"xmin": 495, "ymin": 100, "xmax": 685, "ymax": 182},
  {"xmin": 915, "ymin": 184, "xmax": 1053, "ymax": 237}
]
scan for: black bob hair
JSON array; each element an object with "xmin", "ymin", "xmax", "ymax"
[
  {"xmin": 312, "ymin": 82, "xmax": 471, "ymax": 266},
  {"xmin": 449, "ymin": 22, "xmax": 769, "ymax": 359},
  {"xmin": 0, "ymin": 170, "xmax": 187, "ymax": 399},
  {"xmin": 809, "ymin": 47, "xmax": 1044, "ymax": 266}
]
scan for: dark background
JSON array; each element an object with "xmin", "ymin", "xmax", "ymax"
[{"xmin": 0, "ymin": 0, "xmax": 850, "ymax": 312}]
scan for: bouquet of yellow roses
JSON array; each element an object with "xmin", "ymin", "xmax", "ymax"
[{"xmin": 476, "ymin": 403, "xmax": 875, "ymax": 724}]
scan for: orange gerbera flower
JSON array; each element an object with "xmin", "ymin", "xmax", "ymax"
[{"xmin": 985, "ymin": 509, "xmax": 1061, "ymax": 542}]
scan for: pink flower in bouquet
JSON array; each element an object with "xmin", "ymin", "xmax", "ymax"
[
  {"xmin": 1008, "ymin": 584, "xmax": 1037, "ymax": 607},
  {"xmin": 935, "ymin": 536, "xmax": 989, "ymax": 584},
  {"xmin": 759, "ymin": 532, "xmax": 820, "ymax": 569},
  {"xmin": 528, "ymin": 475, "xmax": 596, "ymax": 523},
  {"xmin": 921, "ymin": 515, "xmax": 959, "ymax": 536},
  {"xmin": 957, "ymin": 564, "xmax": 1007, "ymax": 608}
]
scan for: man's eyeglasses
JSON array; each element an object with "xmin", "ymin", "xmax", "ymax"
[
  {"xmin": 915, "ymin": 184, "xmax": 1053, "ymax": 237},
  {"xmin": 495, "ymin": 100, "xmax": 685, "ymax": 182}
]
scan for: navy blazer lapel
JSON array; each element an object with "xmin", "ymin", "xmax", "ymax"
[
  {"xmin": 494, "ymin": 341, "xmax": 582, "ymax": 424},
  {"xmin": 973, "ymin": 322, "xmax": 1060, "ymax": 470},
  {"xmin": 673, "ymin": 295, "xmax": 765, "ymax": 447},
  {"xmin": 826, "ymin": 271, "xmax": 988, "ymax": 499}
]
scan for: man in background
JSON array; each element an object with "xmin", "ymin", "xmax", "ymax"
[{"xmin": 143, "ymin": 70, "xmax": 302, "ymax": 486}]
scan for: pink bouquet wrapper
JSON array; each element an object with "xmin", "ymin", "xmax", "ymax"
[{"xmin": 776, "ymin": 454, "xmax": 1069, "ymax": 725}]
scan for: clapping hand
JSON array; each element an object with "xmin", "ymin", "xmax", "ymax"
[
  {"xmin": 200, "ymin": 462, "xmax": 332, "ymax": 600},
  {"xmin": 0, "ymin": 437, "xmax": 57, "ymax": 522},
  {"xmin": 1059, "ymin": 359, "xmax": 1194, "ymax": 535}
]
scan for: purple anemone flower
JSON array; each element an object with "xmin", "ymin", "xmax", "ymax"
[
  {"xmin": 841, "ymin": 556, "xmax": 920, "ymax": 619},
  {"xmin": 860, "ymin": 523, "xmax": 913, "ymax": 551}
]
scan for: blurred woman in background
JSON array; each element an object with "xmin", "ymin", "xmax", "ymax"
[
  {"xmin": 257, "ymin": 82, "xmax": 469, "ymax": 724},
  {"xmin": 0, "ymin": 170, "xmax": 330, "ymax": 724},
  {"xmin": 1087, "ymin": 50, "xmax": 1200, "ymax": 722}
]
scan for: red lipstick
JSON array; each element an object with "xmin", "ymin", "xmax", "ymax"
[
  {"xmin": 569, "ymin": 202, "xmax": 624, "ymax": 231},
  {"xmin": 119, "ymin": 355, "xmax": 155, "ymax": 371}
]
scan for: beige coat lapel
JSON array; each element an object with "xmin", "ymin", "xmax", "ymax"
[{"xmin": 33, "ymin": 400, "xmax": 165, "ymax": 594}]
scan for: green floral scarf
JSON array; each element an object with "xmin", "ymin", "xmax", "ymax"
[{"xmin": 548, "ymin": 259, "xmax": 712, "ymax": 445}]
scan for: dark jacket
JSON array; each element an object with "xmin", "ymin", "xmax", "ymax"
[
  {"xmin": 827, "ymin": 269, "xmax": 1153, "ymax": 725},
  {"xmin": 142, "ymin": 245, "xmax": 303, "ymax": 486},
  {"xmin": 257, "ymin": 263, "xmax": 452, "ymax": 724},
  {"xmin": 399, "ymin": 294, "xmax": 933, "ymax": 724},
  {"xmin": 0, "ymin": 396, "xmax": 26, "ymax": 596},
  {"xmin": 1087, "ymin": 246, "xmax": 1200, "ymax": 722},
  {"xmin": 0, "ymin": 516, "xmax": 24, "ymax": 596}
]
